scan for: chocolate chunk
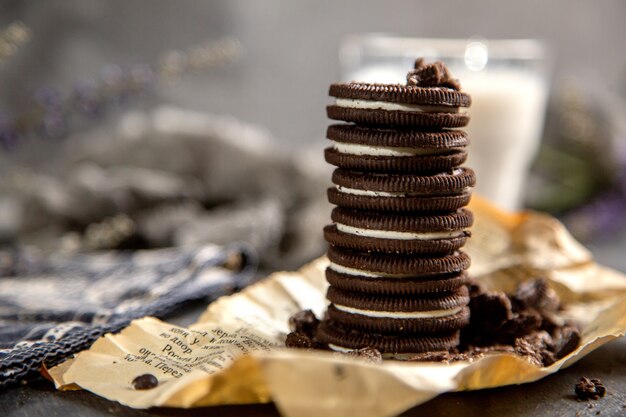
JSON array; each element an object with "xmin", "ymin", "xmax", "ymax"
[
  {"xmin": 513, "ymin": 279, "xmax": 560, "ymax": 313},
  {"xmin": 132, "ymin": 374, "xmax": 159, "ymax": 390},
  {"xmin": 575, "ymin": 377, "xmax": 607, "ymax": 400},
  {"xmin": 554, "ymin": 325, "xmax": 582, "ymax": 359},
  {"xmin": 540, "ymin": 310, "xmax": 566, "ymax": 334},
  {"xmin": 407, "ymin": 59, "xmax": 461, "ymax": 90},
  {"xmin": 465, "ymin": 291, "xmax": 513, "ymax": 337},
  {"xmin": 288, "ymin": 310, "xmax": 320, "ymax": 337},
  {"xmin": 466, "ymin": 279, "xmax": 486, "ymax": 298},
  {"xmin": 498, "ymin": 310, "xmax": 543, "ymax": 342},
  {"xmin": 514, "ymin": 331, "xmax": 556, "ymax": 367},
  {"xmin": 344, "ymin": 347, "xmax": 383, "ymax": 363},
  {"xmin": 285, "ymin": 331, "xmax": 313, "ymax": 349}
]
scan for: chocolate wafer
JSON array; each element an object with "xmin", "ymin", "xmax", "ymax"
[
  {"xmin": 327, "ymin": 124, "xmax": 469, "ymax": 148},
  {"xmin": 327, "ymin": 187, "xmax": 472, "ymax": 212},
  {"xmin": 327, "ymin": 246, "xmax": 470, "ymax": 277},
  {"xmin": 317, "ymin": 320, "xmax": 461, "ymax": 355},
  {"xmin": 327, "ymin": 106, "xmax": 469, "ymax": 128},
  {"xmin": 324, "ymin": 207, "xmax": 473, "ymax": 254},
  {"xmin": 325, "ymin": 268, "xmax": 469, "ymax": 295},
  {"xmin": 326, "ymin": 304, "xmax": 470, "ymax": 333},
  {"xmin": 324, "ymin": 147, "xmax": 467, "ymax": 173},
  {"xmin": 332, "ymin": 168, "xmax": 475, "ymax": 194},
  {"xmin": 327, "ymin": 285, "xmax": 469, "ymax": 312},
  {"xmin": 328, "ymin": 83, "xmax": 471, "ymax": 107}
]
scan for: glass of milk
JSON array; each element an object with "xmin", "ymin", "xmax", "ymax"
[{"xmin": 339, "ymin": 35, "xmax": 550, "ymax": 211}]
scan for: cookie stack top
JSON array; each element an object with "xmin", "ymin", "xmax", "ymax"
[{"xmin": 317, "ymin": 59, "xmax": 476, "ymax": 358}]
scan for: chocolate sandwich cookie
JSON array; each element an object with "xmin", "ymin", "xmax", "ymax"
[
  {"xmin": 327, "ymin": 84, "xmax": 470, "ymax": 128},
  {"xmin": 326, "ymin": 124, "xmax": 468, "ymax": 173},
  {"xmin": 324, "ymin": 207, "xmax": 473, "ymax": 254},
  {"xmin": 325, "ymin": 268, "xmax": 469, "ymax": 295},
  {"xmin": 328, "ymin": 168, "xmax": 475, "ymax": 212},
  {"xmin": 332, "ymin": 167, "xmax": 475, "ymax": 193},
  {"xmin": 327, "ymin": 246, "xmax": 470, "ymax": 278},
  {"xmin": 327, "ymin": 104, "xmax": 469, "ymax": 128},
  {"xmin": 326, "ymin": 286, "xmax": 470, "ymax": 333},
  {"xmin": 327, "ymin": 59, "xmax": 471, "ymax": 129},
  {"xmin": 327, "ymin": 124, "xmax": 469, "ymax": 149},
  {"xmin": 316, "ymin": 320, "xmax": 460, "ymax": 356},
  {"xmin": 324, "ymin": 148, "xmax": 467, "ymax": 173}
]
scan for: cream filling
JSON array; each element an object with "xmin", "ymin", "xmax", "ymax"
[
  {"xmin": 336, "ymin": 185, "xmax": 471, "ymax": 198},
  {"xmin": 332, "ymin": 141, "xmax": 460, "ymax": 157},
  {"xmin": 328, "ymin": 262, "xmax": 418, "ymax": 279},
  {"xmin": 336, "ymin": 186, "xmax": 421, "ymax": 197},
  {"xmin": 334, "ymin": 304, "xmax": 462, "ymax": 319},
  {"xmin": 335, "ymin": 98, "xmax": 465, "ymax": 114},
  {"xmin": 336, "ymin": 223, "xmax": 466, "ymax": 241},
  {"xmin": 328, "ymin": 344, "xmax": 354, "ymax": 354}
]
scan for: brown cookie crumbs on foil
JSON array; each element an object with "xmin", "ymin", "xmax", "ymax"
[
  {"xmin": 575, "ymin": 377, "xmax": 607, "ymax": 401},
  {"xmin": 288, "ymin": 309, "xmax": 320, "ymax": 338},
  {"xmin": 285, "ymin": 332, "xmax": 313, "ymax": 349},
  {"xmin": 458, "ymin": 278, "xmax": 581, "ymax": 366},
  {"xmin": 285, "ymin": 278, "xmax": 581, "ymax": 367},
  {"xmin": 407, "ymin": 58, "xmax": 461, "ymax": 91}
]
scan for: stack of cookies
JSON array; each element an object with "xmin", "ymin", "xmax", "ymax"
[{"xmin": 316, "ymin": 59, "xmax": 476, "ymax": 358}]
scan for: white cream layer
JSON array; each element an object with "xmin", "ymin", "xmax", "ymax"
[
  {"xmin": 327, "ymin": 343, "xmax": 354, "ymax": 354},
  {"xmin": 336, "ymin": 223, "xmax": 465, "ymax": 241},
  {"xmin": 335, "ymin": 98, "xmax": 465, "ymax": 114},
  {"xmin": 336, "ymin": 185, "xmax": 471, "ymax": 198},
  {"xmin": 329, "ymin": 262, "xmax": 419, "ymax": 279},
  {"xmin": 332, "ymin": 141, "xmax": 459, "ymax": 157},
  {"xmin": 336, "ymin": 186, "xmax": 420, "ymax": 198},
  {"xmin": 334, "ymin": 304, "xmax": 462, "ymax": 319}
]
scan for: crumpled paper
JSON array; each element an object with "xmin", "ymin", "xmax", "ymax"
[{"xmin": 49, "ymin": 197, "xmax": 626, "ymax": 417}]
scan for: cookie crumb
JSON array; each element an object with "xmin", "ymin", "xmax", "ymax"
[
  {"xmin": 344, "ymin": 346, "xmax": 382, "ymax": 363},
  {"xmin": 132, "ymin": 374, "xmax": 159, "ymax": 390},
  {"xmin": 285, "ymin": 332, "xmax": 313, "ymax": 349},
  {"xmin": 575, "ymin": 377, "xmax": 606, "ymax": 400},
  {"xmin": 288, "ymin": 310, "xmax": 320, "ymax": 337}
]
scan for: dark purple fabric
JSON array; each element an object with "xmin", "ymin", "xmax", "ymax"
[{"xmin": 0, "ymin": 244, "xmax": 256, "ymax": 388}]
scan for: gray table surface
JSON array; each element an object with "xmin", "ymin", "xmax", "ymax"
[{"xmin": 2, "ymin": 231, "xmax": 625, "ymax": 417}]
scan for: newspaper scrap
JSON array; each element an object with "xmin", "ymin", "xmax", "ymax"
[{"xmin": 49, "ymin": 197, "xmax": 626, "ymax": 417}]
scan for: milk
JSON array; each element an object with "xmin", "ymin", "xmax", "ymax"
[
  {"xmin": 462, "ymin": 71, "xmax": 548, "ymax": 210},
  {"xmin": 346, "ymin": 65, "xmax": 548, "ymax": 210}
]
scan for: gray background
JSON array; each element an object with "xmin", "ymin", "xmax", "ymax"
[
  {"xmin": 2, "ymin": 0, "xmax": 626, "ymax": 267},
  {"xmin": 1, "ymin": 0, "xmax": 625, "ymax": 152}
]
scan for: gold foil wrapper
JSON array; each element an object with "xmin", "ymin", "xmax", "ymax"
[{"xmin": 50, "ymin": 197, "xmax": 626, "ymax": 417}]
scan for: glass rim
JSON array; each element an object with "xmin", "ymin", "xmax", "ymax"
[{"xmin": 340, "ymin": 34, "xmax": 548, "ymax": 61}]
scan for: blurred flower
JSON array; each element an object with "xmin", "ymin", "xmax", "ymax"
[
  {"xmin": 527, "ymin": 81, "xmax": 626, "ymax": 241},
  {"xmin": 0, "ymin": 37, "xmax": 243, "ymax": 150},
  {"xmin": 0, "ymin": 111, "xmax": 20, "ymax": 150},
  {"xmin": 0, "ymin": 22, "xmax": 31, "ymax": 65}
]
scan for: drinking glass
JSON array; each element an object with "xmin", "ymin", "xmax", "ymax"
[{"xmin": 339, "ymin": 35, "xmax": 550, "ymax": 211}]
